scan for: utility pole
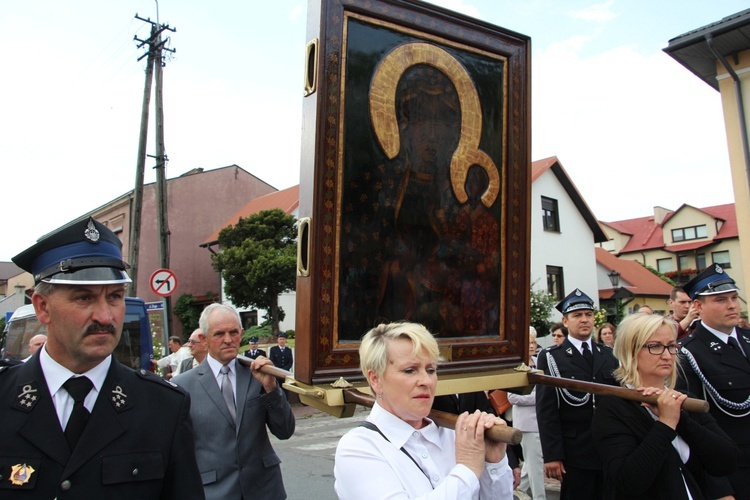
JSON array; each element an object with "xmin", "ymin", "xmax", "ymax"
[{"xmin": 131, "ymin": 14, "xmax": 176, "ymax": 339}]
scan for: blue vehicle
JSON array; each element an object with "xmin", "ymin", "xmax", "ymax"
[{"xmin": 1, "ymin": 297, "xmax": 153, "ymax": 370}]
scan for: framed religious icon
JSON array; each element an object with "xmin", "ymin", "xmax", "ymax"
[{"xmin": 295, "ymin": 0, "xmax": 531, "ymax": 384}]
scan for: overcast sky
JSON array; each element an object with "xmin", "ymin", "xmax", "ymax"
[{"xmin": 1, "ymin": 0, "xmax": 746, "ymax": 261}]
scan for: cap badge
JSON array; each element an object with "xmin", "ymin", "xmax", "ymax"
[
  {"xmin": 84, "ymin": 219, "xmax": 100, "ymax": 243},
  {"xmin": 715, "ymin": 264, "xmax": 724, "ymax": 274},
  {"xmin": 575, "ymin": 290, "xmax": 582, "ymax": 296},
  {"xmin": 16, "ymin": 384, "xmax": 39, "ymax": 411},
  {"xmin": 10, "ymin": 463, "xmax": 35, "ymax": 486}
]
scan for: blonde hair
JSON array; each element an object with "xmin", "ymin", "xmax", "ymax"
[
  {"xmin": 359, "ymin": 322, "xmax": 440, "ymax": 378},
  {"xmin": 612, "ymin": 313, "xmax": 678, "ymax": 389}
]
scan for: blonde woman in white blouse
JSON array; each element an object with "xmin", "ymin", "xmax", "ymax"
[{"xmin": 334, "ymin": 322, "xmax": 514, "ymax": 499}]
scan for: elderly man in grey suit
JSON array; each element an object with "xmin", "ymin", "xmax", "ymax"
[
  {"xmin": 178, "ymin": 329, "xmax": 208, "ymax": 374},
  {"xmin": 173, "ymin": 303, "xmax": 295, "ymax": 499}
]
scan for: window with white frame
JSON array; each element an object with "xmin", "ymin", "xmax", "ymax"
[
  {"xmin": 712, "ymin": 250, "xmax": 731, "ymax": 269},
  {"xmin": 657, "ymin": 258, "xmax": 674, "ymax": 274}
]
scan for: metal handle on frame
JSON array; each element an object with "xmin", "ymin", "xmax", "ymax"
[
  {"xmin": 304, "ymin": 38, "xmax": 318, "ymax": 96},
  {"xmin": 297, "ymin": 217, "xmax": 310, "ymax": 277}
]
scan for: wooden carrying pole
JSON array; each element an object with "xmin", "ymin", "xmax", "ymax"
[
  {"xmin": 341, "ymin": 388, "xmax": 522, "ymax": 445},
  {"xmin": 527, "ymin": 372, "xmax": 709, "ymax": 413},
  {"xmin": 236, "ymin": 355, "xmax": 521, "ymax": 445}
]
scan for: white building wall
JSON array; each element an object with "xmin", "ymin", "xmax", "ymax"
[{"xmin": 530, "ymin": 169, "xmax": 601, "ymax": 328}]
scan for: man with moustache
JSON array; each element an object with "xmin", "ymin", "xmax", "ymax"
[
  {"xmin": 173, "ymin": 303, "xmax": 295, "ymax": 500},
  {"xmin": 536, "ymin": 289, "xmax": 619, "ymax": 500},
  {"xmin": 678, "ymin": 265, "xmax": 750, "ymax": 500},
  {"xmin": 0, "ymin": 217, "xmax": 202, "ymax": 498}
]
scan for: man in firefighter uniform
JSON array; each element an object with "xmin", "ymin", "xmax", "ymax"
[
  {"xmin": 0, "ymin": 217, "xmax": 203, "ymax": 498},
  {"xmin": 678, "ymin": 264, "xmax": 750, "ymax": 500},
  {"xmin": 536, "ymin": 288, "xmax": 619, "ymax": 500}
]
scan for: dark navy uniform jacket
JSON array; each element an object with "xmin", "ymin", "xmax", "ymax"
[
  {"xmin": 678, "ymin": 323, "xmax": 750, "ymax": 500},
  {"xmin": 535, "ymin": 338, "xmax": 619, "ymax": 470},
  {"xmin": 0, "ymin": 354, "xmax": 204, "ymax": 499}
]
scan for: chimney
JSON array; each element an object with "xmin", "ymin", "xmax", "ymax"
[{"xmin": 653, "ymin": 206, "xmax": 671, "ymax": 225}]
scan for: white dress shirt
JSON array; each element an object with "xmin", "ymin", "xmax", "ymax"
[
  {"xmin": 157, "ymin": 345, "xmax": 192, "ymax": 374},
  {"xmin": 334, "ymin": 402, "xmax": 513, "ymax": 499},
  {"xmin": 566, "ymin": 336, "xmax": 592, "ymax": 356},
  {"xmin": 39, "ymin": 345, "xmax": 111, "ymax": 430}
]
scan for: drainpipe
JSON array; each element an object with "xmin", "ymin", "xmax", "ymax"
[{"xmin": 705, "ymin": 34, "xmax": 750, "ymax": 196}]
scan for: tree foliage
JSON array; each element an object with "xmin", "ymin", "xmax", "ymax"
[
  {"xmin": 173, "ymin": 293, "xmax": 203, "ymax": 335},
  {"xmin": 213, "ymin": 209, "xmax": 297, "ymax": 336}
]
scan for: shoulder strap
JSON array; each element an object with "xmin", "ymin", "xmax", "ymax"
[{"xmin": 358, "ymin": 421, "xmax": 430, "ymax": 482}]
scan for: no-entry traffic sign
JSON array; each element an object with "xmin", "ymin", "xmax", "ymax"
[{"xmin": 150, "ymin": 268, "xmax": 178, "ymax": 297}]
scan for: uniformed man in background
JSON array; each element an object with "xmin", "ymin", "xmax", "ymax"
[
  {"xmin": 678, "ymin": 265, "xmax": 750, "ymax": 500},
  {"xmin": 0, "ymin": 217, "xmax": 203, "ymax": 498},
  {"xmin": 535, "ymin": 289, "xmax": 619, "ymax": 500}
]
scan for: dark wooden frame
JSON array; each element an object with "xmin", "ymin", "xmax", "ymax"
[{"xmin": 295, "ymin": 0, "xmax": 531, "ymax": 384}]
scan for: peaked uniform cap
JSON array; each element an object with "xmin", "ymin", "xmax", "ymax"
[
  {"xmin": 682, "ymin": 264, "xmax": 738, "ymax": 300},
  {"xmin": 12, "ymin": 217, "xmax": 131, "ymax": 285},
  {"xmin": 556, "ymin": 288, "xmax": 595, "ymax": 314}
]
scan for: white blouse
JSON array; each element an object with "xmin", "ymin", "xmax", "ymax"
[{"xmin": 334, "ymin": 402, "xmax": 513, "ymax": 499}]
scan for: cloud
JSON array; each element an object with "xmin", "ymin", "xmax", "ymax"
[
  {"xmin": 532, "ymin": 36, "xmax": 730, "ymax": 222},
  {"xmin": 569, "ymin": 0, "xmax": 618, "ymax": 22}
]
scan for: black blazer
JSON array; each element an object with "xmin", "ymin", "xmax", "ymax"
[
  {"xmin": 677, "ymin": 324, "xmax": 750, "ymax": 458},
  {"xmin": 535, "ymin": 339, "xmax": 619, "ymax": 470},
  {"xmin": 269, "ymin": 345, "xmax": 293, "ymax": 371},
  {"xmin": 592, "ymin": 394, "xmax": 739, "ymax": 500},
  {"xmin": 0, "ymin": 355, "xmax": 204, "ymax": 499},
  {"xmin": 246, "ymin": 348, "xmax": 266, "ymax": 360}
]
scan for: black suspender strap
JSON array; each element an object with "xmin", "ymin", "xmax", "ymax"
[{"xmin": 358, "ymin": 421, "xmax": 431, "ymax": 482}]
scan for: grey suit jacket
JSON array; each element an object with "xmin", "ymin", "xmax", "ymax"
[
  {"xmin": 172, "ymin": 358, "xmax": 295, "ymax": 500},
  {"xmin": 178, "ymin": 356, "xmax": 196, "ymax": 374}
]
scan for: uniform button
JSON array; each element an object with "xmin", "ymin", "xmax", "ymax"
[
  {"xmin": 132, "ymin": 468, "xmax": 139, "ymax": 476},
  {"xmin": 422, "ymin": 452, "xmax": 428, "ymax": 459},
  {"xmin": 729, "ymin": 382, "xmax": 733, "ymax": 386},
  {"xmin": 60, "ymin": 480, "xmax": 72, "ymax": 491},
  {"xmin": 490, "ymin": 468, "xmax": 498, "ymax": 475},
  {"xmin": 413, "ymin": 431, "xmax": 419, "ymax": 438},
  {"xmin": 432, "ymin": 474, "xmax": 440, "ymax": 482}
]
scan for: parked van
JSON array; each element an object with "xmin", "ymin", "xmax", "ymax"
[{"xmin": 1, "ymin": 297, "xmax": 154, "ymax": 370}]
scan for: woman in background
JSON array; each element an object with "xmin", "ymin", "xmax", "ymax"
[
  {"xmin": 508, "ymin": 328, "xmax": 546, "ymax": 499},
  {"xmin": 596, "ymin": 323, "xmax": 616, "ymax": 348}
]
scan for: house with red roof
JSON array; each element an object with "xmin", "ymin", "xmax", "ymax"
[
  {"xmin": 531, "ymin": 156, "xmax": 609, "ymax": 323},
  {"xmin": 599, "ymin": 203, "xmax": 745, "ymax": 313},
  {"xmin": 595, "ymin": 247, "xmax": 673, "ymax": 315}
]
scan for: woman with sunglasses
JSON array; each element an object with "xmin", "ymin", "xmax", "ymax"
[{"xmin": 592, "ymin": 313, "xmax": 738, "ymax": 499}]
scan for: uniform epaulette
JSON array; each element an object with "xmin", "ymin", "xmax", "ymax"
[
  {"xmin": 679, "ymin": 333, "xmax": 697, "ymax": 347},
  {"xmin": 540, "ymin": 344, "xmax": 560, "ymax": 353},
  {"xmin": 135, "ymin": 369, "xmax": 185, "ymax": 392},
  {"xmin": 0, "ymin": 365, "xmax": 7, "ymax": 375}
]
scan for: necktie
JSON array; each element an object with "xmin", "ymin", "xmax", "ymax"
[
  {"xmin": 220, "ymin": 365, "xmax": 236, "ymax": 425},
  {"xmin": 581, "ymin": 342, "xmax": 593, "ymax": 367},
  {"xmin": 728, "ymin": 337, "xmax": 746, "ymax": 358},
  {"xmin": 63, "ymin": 376, "xmax": 93, "ymax": 450}
]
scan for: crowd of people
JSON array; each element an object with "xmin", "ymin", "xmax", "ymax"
[{"xmin": 2, "ymin": 216, "xmax": 748, "ymax": 500}]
